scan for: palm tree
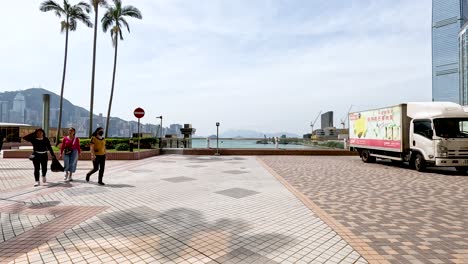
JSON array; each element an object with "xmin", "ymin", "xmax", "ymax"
[
  {"xmin": 40, "ymin": 0, "xmax": 93, "ymax": 145},
  {"xmin": 102, "ymin": 0, "xmax": 142, "ymax": 138},
  {"xmin": 89, "ymin": 0, "xmax": 107, "ymax": 137}
]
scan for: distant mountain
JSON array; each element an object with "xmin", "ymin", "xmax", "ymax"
[
  {"xmin": 0, "ymin": 88, "xmax": 89, "ymax": 126},
  {"xmin": 220, "ymin": 129, "xmax": 300, "ymax": 138},
  {"xmin": 0, "ymin": 88, "xmax": 155, "ymax": 137}
]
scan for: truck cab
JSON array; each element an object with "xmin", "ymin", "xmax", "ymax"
[{"xmin": 410, "ymin": 117, "xmax": 468, "ymax": 171}]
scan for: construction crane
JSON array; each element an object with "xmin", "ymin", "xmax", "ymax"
[
  {"xmin": 340, "ymin": 105, "xmax": 353, "ymax": 129},
  {"xmin": 311, "ymin": 111, "xmax": 322, "ymax": 134}
]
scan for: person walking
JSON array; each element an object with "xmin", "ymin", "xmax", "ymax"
[
  {"xmin": 23, "ymin": 128, "xmax": 56, "ymax": 186},
  {"xmin": 86, "ymin": 127, "xmax": 106, "ymax": 185},
  {"xmin": 60, "ymin": 127, "xmax": 81, "ymax": 182}
]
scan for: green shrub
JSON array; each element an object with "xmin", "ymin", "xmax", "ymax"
[
  {"xmin": 115, "ymin": 143, "xmax": 129, "ymax": 151},
  {"xmin": 80, "ymin": 139, "xmax": 91, "ymax": 151},
  {"xmin": 78, "ymin": 137, "xmax": 158, "ymax": 151},
  {"xmin": 319, "ymin": 141, "xmax": 344, "ymax": 149},
  {"xmin": 134, "ymin": 137, "xmax": 157, "ymax": 149}
]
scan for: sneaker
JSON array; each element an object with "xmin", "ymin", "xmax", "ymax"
[
  {"xmin": 34, "ymin": 181, "xmax": 40, "ymax": 187},
  {"xmin": 42, "ymin": 176, "xmax": 47, "ymax": 183},
  {"xmin": 64, "ymin": 172, "xmax": 69, "ymax": 181},
  {"xmin": 98, "ymin": 182, "xmax": 105, "ymax": 186}
]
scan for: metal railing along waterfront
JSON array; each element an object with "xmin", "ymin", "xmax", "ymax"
[{"xmin": 159, "ymin": 138, "xmax": 346, "ymax": 150}]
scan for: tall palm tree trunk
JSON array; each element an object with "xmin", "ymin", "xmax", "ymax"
[
  {"xmin": 105, "ymin": 37, "xmax": 118, "ymax": 138},
  {"xmin": 89, "ymin": 8, "xmax": 99, "ymax": 137},
  {"xmin": 56, "ymin": 20, "xmax": 70, "ymax": 145}
]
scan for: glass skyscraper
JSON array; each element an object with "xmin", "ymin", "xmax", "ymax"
[
  {"xmin": 432, "ymin": 0, "xmax": 468, "ymax": 103},
  {"xmin": 460, "ymin": 24, "xmax": 468, "ymax": 105}
]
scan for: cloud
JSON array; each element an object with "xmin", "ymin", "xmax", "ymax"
[{"xmin": 0, "ymin": 0, "xmax": 432, "ymax": 135}]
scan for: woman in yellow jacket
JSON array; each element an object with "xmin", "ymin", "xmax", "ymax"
[{"xmin": 86, "ymin": 127, "xmax": 106, "ymax": 185}]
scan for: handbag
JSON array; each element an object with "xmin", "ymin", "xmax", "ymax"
[
  {"xmin": 51, "ymin": 157, "xmax": 65, "ymax": 172},
  {"xmin": 64, "ymin": 136, "xmax": 76, "ymax": 155},
  {"xmin": 64, "ymin": 148, "xmax": 72, "ymax": 155}
]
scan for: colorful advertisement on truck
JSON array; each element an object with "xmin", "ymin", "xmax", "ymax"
[{"xmin": 349, "ymin": 106, "xmax": 402, "ymax": 151}]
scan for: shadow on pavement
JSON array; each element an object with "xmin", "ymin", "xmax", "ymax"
[
  {"xmin": 376, "ymin": 160, "xmax": 467, "ymax": 176},
  {"xmin": 75, "ymin": 207, "xmax": 297, "ymax": 262}
]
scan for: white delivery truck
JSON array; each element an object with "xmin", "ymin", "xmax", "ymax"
[{"xmin": 348, "ymin": 102, "xmax": 468, "ymax": 172}]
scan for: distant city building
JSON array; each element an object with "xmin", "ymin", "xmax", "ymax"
[
  {"xmin": 432, "ymin": 0, "xmax": 468, "ymax": 103},
  {"xmin": 168, "ymin": 124, "xmax": 182, "ymax": 137},
  {"xmin": 50, "ymin": 108, "xmax": 59, "ymax": 127},
  {"xmin": 12, "ymin": 93, "xmax": 25, "ymax": 114},
  {"xmin": 10, "ymin": 93, "xmax": 25, "ymax": 123},
  {"xmin": 321, "ymin": 111, "xmax": 333, "ymax": 129},
  {"xmin": 97, "ymin": 113, "xmax": 104, "ymax": 128},
  {"xmin": 25, "ymin": 109, "xmax": 40, "ymax": 126},
  {"xmin": 0, "ymin": 101, "xmax": 9, "ymax": 122}
]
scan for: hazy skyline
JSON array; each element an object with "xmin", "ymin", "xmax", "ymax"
[{"xmin": 0, "ymin": 0, "xmax": 431, "ymax": 136}]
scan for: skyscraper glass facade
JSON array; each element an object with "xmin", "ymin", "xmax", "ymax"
[
  {"xmin": 432, "ymin": 0, "xmax": 468, "ymax": 103},
  {"xmin": 459, "ymin": 24, "xmax": 468, "ymax": 105}
]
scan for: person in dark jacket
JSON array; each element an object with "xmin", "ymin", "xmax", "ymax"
[{"xmin": 23, "ymin": 128, "xmax": 56, "ymax": 186}]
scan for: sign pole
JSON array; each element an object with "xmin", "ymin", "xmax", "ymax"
[
  {"xmin": 133, "ymin": 107, "xmax": 145, "ymax": 159},
  {"xmin": 137, "ymin": 118, "xmax": 140, "ymax": 159}
]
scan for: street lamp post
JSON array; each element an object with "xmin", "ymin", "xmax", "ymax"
[
  {"xmin": 215, "ymin": 122, "xmax": 220, "ymax": 155},
  {"xmin": 157, "ymin": 116, "xmax": 163, "ymax": 148}
]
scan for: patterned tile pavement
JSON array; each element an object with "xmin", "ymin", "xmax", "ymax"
[
  {"xmin": 259, "ymin": 156, "xmax": 468, "ymax": 264},
  {"xmin": 0, "ymin": 155, "xmax": 368, "ymax": 263}
]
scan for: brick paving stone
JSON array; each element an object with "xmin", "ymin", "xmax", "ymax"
[
  {"xmin": 1, "ymin": 156, "xmax": 368, "ymax": 263},
  {"xmin": 260, "ymin": 156, "xmax": 468, "ymax": 264}
]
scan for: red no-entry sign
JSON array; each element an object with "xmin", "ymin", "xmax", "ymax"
[{"xmin": 134, "ymin": 107, "xmax": 145, "ymax": 119}]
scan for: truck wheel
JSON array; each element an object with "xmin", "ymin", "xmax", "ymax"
[
  {"xmin": 361, "ymin": 150, "xmax": 376, "ymax": 163},
  {"xmin": 455, "ymin": 167, "xmax": 468, "ymax": 173},
  {"xmin": 413, "ymin": 154, "xmax": 426, "ymax": 172}
]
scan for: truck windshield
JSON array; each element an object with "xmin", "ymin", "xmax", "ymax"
[{"xmin": 433, "ymin": 118, "xmax": 468, "ymax": 138}]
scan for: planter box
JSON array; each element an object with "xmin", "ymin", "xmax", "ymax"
[{"xmin": 3, "ymin": 149, "xmax": 160, "ymax": 160}]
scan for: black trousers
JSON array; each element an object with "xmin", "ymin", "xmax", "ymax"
[
  {"xmin": 87, "ymin": 155, "xmax": 105, "ymax": 182},
  {"xmin": 32, "ymin": 153, "xmax": 48, "ymax": 181}
]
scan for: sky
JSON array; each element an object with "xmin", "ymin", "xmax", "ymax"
[{"xmin": 0, "ymin": 0, "xmax": 432, "ymax": 136}]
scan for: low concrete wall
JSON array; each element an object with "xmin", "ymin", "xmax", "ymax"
[
  {"xmin": 180, "ymin": 148, "xmax": 357, "ymax": 156},
  {"xmin": 3, "ymin": 149, "xmax": 160, "ymax": 160}
]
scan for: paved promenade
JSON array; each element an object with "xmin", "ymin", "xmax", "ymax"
[
  {"xmin": 259, "ymin": 156, "xmax": 468, "ymax": 264},
  {"xmin": 0, "ymin": 156, "xmax": 366, "ymax": 264}
]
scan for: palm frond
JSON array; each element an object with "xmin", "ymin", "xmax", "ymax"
[
  {"xmin": 74, "ymin": 12, "xmax": 93, "ymax": 28},
  {"xmin": 121, "ymin": 5, "xmax": 142, "ymax": 19},
  {"xmin": 113, "ymin": 0, "xmax": 122, "ymax": 11},
  {"xmin": 39, "ymin": 0, "xmax": 65, "ymax": 16},
  {"xmin": 119, "ymin": 17, "xmax": 130, "ymax": 33},
  {"xmin": 101, "ymin": 9, "xmax": 115, "ymax": 32},
  {"xmin": 69, "ymin": 18, "xmax": 77, "ymax": 31},
  {"xmin": 118, "ymin": 27, "xmax": 124, "ymax": 40},
  {"xmin": 63, "ymin": 0, "xmax": 71, "ymax": 13},
  {"xmin": 76, "ymin": 1, "xmax": 92, "ymax": 13},
  {"xmin": 102, "ymin": 0, "xmax": 141, "ymax": 42}
]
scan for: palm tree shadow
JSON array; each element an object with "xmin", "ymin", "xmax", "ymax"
[{"xmin": 90, "ymin": 207, "xmax": 296, "ymax": 262}]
